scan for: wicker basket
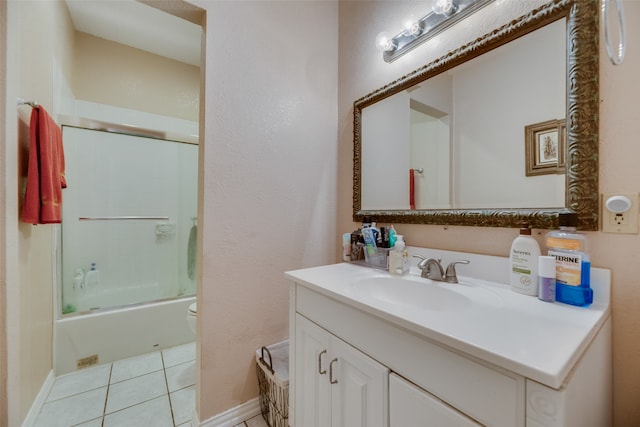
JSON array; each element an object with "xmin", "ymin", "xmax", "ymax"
[{"xmin": 256, "ymin": 340, "xmax": 289, "ymax": 427}]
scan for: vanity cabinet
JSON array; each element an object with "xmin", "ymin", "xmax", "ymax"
[
  {"xmin": 294, "ymin": 314, "xmax": 389, "ymax": 427},
  {"xmin": 291, "ymin": 284, "xmax": 524, "ymax": 427},
  {"xmin": 287, "ymin": 260, "xmax": 612, "ymax": 427}
]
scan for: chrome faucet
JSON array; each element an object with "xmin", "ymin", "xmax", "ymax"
[
  {"xmin": 414, "ymin": 256, "xmax": 445, "ymax": 281},
  {"xmin": 414, "ymin": 256, "xmax": 470, "ymax": 284}
]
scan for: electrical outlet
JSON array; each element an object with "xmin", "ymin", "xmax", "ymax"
[{"xmin": 602, "ymin": 193, "xmax": 639, "ymax": 234}]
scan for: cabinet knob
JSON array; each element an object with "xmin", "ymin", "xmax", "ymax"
[
  {"xmin": 329, "ymin": 358, "xmax": 339, "ymax": 384},
  {"xmin": 318, "ymin": 350, "xmax": 327, "ymax": 375}
]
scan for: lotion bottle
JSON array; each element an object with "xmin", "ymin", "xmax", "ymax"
[{"xmin": 509, "ymin": 223, "xmax": 541, "ymax": 296}]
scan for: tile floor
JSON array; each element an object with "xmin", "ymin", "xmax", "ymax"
[{"xmin": 33, "ymin": 342, "xmax": 268, "ymax": 427}]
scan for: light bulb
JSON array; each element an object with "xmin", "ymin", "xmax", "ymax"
[
  {"xmin": 403, "ymin": 15, "xmax": 424, "ymax": 37},
  {"xmin": 432, "ymin": 0, "xmax": 455, "ymax": 15},
  {"xmin": 375, "ymin": 32, "xmax": 397, "ymax": 52},
  {"xmin": 408, "ymin": 21, "xmax": 424, "ymax": 37}
]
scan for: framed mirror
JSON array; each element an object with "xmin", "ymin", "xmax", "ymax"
[{"xmin": 353, "ymin": 0, "xmax": 599, "ymax": 230}]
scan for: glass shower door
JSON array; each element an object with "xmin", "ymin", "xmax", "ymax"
[{"xmin": 60, "ymin": 126, "xmax": 198, "ymax": 314}]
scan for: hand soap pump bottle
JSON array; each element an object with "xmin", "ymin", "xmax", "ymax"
[
  {"xmin": 545, "ymin": 212, "xmax": 593, "ymax": 306},
  {"xmin": 388, "ymin": 235, "xmax": 409, "ymax": 275},
  {"xmin": 509, "ymin": 222, "xmax": 541, "ymax": 296},
  {"xmin": 73, "ymin": 268, "xmax": 85, "ymax": 290}
]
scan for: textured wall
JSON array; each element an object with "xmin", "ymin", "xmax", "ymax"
[
  {"xmin": 595, "ymin": 2, "xmax": 640, "ymax": 424},
  {"xmin": 194, "ymin": 0, "xmax": 339, "ymax": 420},
  {"xmin": 338, "ymin": 1, "xmax": 640, "ymax": 425},
  {"xmin": 73, "ymin": 33, "xmax": 200, "ymax": 122},
  {"xmin": 2, "ymin": 0, "xmax": 75, "ymax": 424}
]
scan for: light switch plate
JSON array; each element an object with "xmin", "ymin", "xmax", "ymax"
[{"xmin": 602, "ymin": 193, "xmax": 639, "ymax": 234}]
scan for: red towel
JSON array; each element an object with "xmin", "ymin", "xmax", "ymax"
[
  {"xmin": 22, "ymin": 106, "xmax": 66, "ymax": 224},
  {"xmin": 409, "ymin": 169, "xmax": 415, "ymax": 210}
]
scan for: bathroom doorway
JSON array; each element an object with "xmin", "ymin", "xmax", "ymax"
[{"xmin": 53, "ymin": 0, "xmax": 205, "ymax": 374}]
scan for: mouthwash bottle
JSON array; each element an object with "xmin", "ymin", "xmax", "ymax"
[{"xmin": 545, "ymin": 213, "xmax": 593, "ymax": 306}]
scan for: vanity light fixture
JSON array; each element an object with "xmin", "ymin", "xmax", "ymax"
[{"xmin": 381, "ymin": 0, "xmax": 494, "ymax": 62}]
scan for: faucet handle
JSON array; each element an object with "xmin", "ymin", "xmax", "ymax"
[
  {"xmin": 413, "ymin": 255, "xmax": 431, "ymax": 269},
  {"xmin": 413, "ymin": 255, "xmax": 442, "ymax": 267},
  {"xmin": 444, "ymin": 260, "xmax": 470, "ymax": 283},
  {"xmin": 413, "ymin": 255, "xmax": 427, "ymax": 270}
]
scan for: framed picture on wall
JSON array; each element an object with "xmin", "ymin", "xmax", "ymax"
[{"xmin": 525, "ymin": 119, "xmax": 566, "ymax": 176}]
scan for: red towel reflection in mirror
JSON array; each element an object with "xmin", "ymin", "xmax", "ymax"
[{"xmin": 409, "ymin": 169, "xmax": 415, "ymax": 210}]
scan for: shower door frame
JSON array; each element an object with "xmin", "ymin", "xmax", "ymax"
[{"xmin": 55, "ymin": 115, "xmax": 199, "ymax": 320}]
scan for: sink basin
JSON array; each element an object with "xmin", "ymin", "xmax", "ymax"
[
  {"xmin": 351, "ymin": 276, "xmax": 471, "ymax": 312},
  {"xmin": 348, "ymin": 275, "xmax": 503, "ymax": 314}
]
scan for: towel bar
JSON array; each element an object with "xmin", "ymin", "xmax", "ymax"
[
  {"xmin": 78, "ymin": 216, "xmax": 170, "ymax": 221},
  {"xmin": 17, "ymin": 98, "xmax": 38, "ymax": 107}
]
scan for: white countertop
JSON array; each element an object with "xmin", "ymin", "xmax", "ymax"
[{"xmin": 285, "ymin": 249, "xmax": 610, "ymax": 389}]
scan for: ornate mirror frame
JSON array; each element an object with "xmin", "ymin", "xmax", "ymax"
[{"xmin": 353, "ymin": 0, "xmax": 599, "ymax": 230}]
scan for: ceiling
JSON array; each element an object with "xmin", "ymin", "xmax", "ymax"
[{"xmin": 65, "ymin": 0, "xmax": 202, "ymax": 67}]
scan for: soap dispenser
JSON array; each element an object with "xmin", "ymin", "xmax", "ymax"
[
  {"xmin": 388, "ymin": 235, "xmax": 409, "ymax": 275},
  {"xmin": 509, "ymin": 223, "xmax": 541, "ymax": 296}
]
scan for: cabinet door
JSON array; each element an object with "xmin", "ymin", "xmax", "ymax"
[
  {"xmin": 390, "ymin": 373, "xmax": 481, "ymax": 427},
  {"xmin": 330, "ymin": 336, "xmax": 389, "ymax": 427},
  {"xmin": 295, "ymin": 315, "xmax": 332, "ymax": 427}
]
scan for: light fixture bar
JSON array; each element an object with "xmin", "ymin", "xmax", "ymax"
[{"xmin": 383, "ymin": 0, "xmax": 495, "ymax": 63}]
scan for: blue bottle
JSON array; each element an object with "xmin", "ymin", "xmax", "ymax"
[{"xmin": 545, "ymin": 213, "xmax": 593, "ymax": 306}]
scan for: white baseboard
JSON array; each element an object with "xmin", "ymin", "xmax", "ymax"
[
  {"xmin": 197, "ymin": 397, "xmax": 261, "ymax": 427},
  {"xmin": 22, "ymin": 370, "xmax": 55, "ymax": 427}
]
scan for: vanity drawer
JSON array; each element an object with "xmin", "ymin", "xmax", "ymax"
[
  {"xmin": 390, "ymin": 373, "xmax": 481, "ymax": 426},
  {"xmin": 296, "ymin": 284, "xmax": 525, "ymax": 427}
]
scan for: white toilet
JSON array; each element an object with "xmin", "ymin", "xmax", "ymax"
[{"xmin": 187, "ymin": 302, "xmax": 197, "ymax": 334}]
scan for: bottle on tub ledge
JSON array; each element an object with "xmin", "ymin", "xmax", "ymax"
[
  {"xmin": 73, "ymin": 268, "xmax": 85, "ymax": 290},
  {"xmin": 62, "ymin": 268, "xmax": 85, "ymax": 314},
  {"xmin": 84, "ymin": 262, "xmax": 100, "ymax": 288},
  {"xmin": 545, "ymin": 213, "xmax": 593, "ymax": 306}
]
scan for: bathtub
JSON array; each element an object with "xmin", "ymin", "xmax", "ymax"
[{"xmin": 54, "ymin": 295, "xmax": 196, "ymax": 375}]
